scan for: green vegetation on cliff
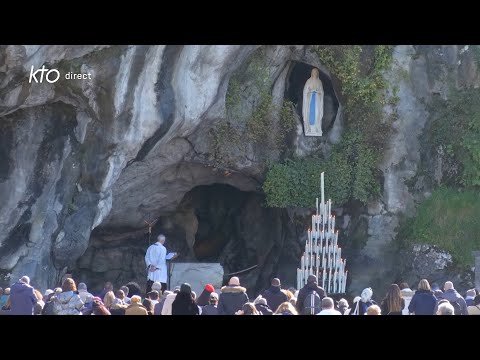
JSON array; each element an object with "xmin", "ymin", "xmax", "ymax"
[
  {"xmin": 263, "ymin": 132, "xmax": 379, "ymax": 207},
  {"xmin": 398, "ymin": 86, "xmax": 480, "ymax": 268},
  {"xmin": 430, "ymin": 87, "xmax": 480, "ymax": 187},
  {"xmin": 402, "ymin": 188, "xmax": 480, "ymax": 267},
  {"xmin": 264, "ymin": 45, "xmax": 393, "ymax": 208}
]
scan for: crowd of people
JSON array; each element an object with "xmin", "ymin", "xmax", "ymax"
[{"xmin": 0, "ymin": 272, "xmax": 479, "ymax": 315}]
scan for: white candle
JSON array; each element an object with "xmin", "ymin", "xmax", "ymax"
[
  {"xmin": 297, "ymin": 269, "xmax": 300, "ymax": 290},
  {"xmin": 301, "ymin": 255, "xmax": 304, "ymax": 271},
  {"xmin": 333, "ymin": 246, "xmax": 337, "ymax": 271},
  {"xmin": 316, "ymin": 197, "xmax": 319, "ymax": 216},
  {"xmin": 344, "ymin": 271, "xmax": 348, "ymax": 293},
  {"xmin": 321, "ymin": 172, "xmax": 325, "ymax": 205},
  {"xmin": 328, "ymin": 268, "xmax": 332, "ymax": 294},
  {"xmin": 333, "ymin": 271, "xmax": 337, "ymax": 293}
]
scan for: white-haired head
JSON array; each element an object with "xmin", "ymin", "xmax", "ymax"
[
  {"xmin": 361, "ymin": 288, "xmax": 373, "ymax": 303},
  {"xmin": 437, "ymin": 302, "xmax": 454, "ymax": 315},
  {"xmin": 157, "ymin": 234, "xmax": 166, "ymax": 244},
  {"xmin": 444, "ymin": 281, "xmax": 454, "ymax": 290},
  {"xmin": 151, "ymin": 282, "xmax": 162, "ymax": 293}
]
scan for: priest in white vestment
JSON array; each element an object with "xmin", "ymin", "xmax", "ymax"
[{"xmin": 145, "ymin": 234, "xmax": 177, "ymax": 294}]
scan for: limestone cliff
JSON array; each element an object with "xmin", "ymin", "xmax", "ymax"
[{"xmin": 0, "ymin": 45, "xmax": 477, "ymax": 296}]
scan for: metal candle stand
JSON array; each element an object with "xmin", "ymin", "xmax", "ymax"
[{"xmin": 296, "ymin": 172, "xmax": 348, "ymax": 294}]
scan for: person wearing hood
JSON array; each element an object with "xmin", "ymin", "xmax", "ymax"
[
  {"xmin": 262, "ymin": 278, "xmax": 287, "ymax": 313},
  {"xmin": 433, "ymin": 281, "xmax": 468, "ymax": 315},
  {"xmin": 9, "ymin": 276, "xmax": 37, "ymax": 315},
  {"xmin": 254, "ymin": 295, "xmax": 273, "ymax": 315},
  {"xmin": 217, "ymin": 277, "xmax": 249, "ymax": 315},
  {"xmin": 350, "ymin": 287, "xmax": 377, "ymax": 315},
  {"xmin": 296, "ymin": 275, "xmax": 326, "ymax": 315},
  {"xmin": 408, "ymin": 279, "xmax": 437, "ymax": 315},
  {"xmin": 53, "ymin": 278, "xmax": 84, "ymax": 315},
  {"xmin": 171, "ymin": 283, "xmax": 199, "ymax": 315}
]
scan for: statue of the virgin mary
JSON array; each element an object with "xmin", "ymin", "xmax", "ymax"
[{"xmin": 302, "ymin": 68, "xmax": 324, "ymax": 136}]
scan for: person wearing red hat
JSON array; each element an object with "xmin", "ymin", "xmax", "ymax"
[{"xmin": 196, "ymin": 284, "xmax": 215, "ymax": 307}]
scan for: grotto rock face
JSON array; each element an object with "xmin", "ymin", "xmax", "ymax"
[
  {"xmin": 346, "ymin": 45, "xmax": 480, "ymax": 296},
  {"xmin": 0, "ymin": 45, "xmax": 339, "ymax": 292},
  {"xmin": 1, "ymin": 45, "xmax": 478, "ymax": 296}
]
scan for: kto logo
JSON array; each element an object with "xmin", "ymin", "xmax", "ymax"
[{"xmin": 29, "ymin": 65, "xmax": 60, "ymax": 84}]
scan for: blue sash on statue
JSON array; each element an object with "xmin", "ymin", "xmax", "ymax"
[{"xmin": 309, "ymin": 91, "xmax": 316, "ymax": 125}]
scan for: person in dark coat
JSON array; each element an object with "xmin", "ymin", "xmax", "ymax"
[
  {"xmin": 125, "ymin": 281, "xmax": 142, "ymax": 298},
  {"xmin": 254, "ymin": 295, "xmax": 273, "ymax": 315},
  {"xmin": 434, "ymin": 281, "xmax": 468, "ymax": 315},
  {"xmin": 172, "ymin": 283, "xmax": 199, "ymax": 315},
  {"xmin": 9, "ymin": 276, "xmax": 38, "ymax": 315},
  {"xmin": 196, "ymin": 284, "xmax": 215, "ymax": 307},
  {"xmin": 201, "ymin": 292, "xmax": 219, "ymax": 315},
  {"xmin": 217, "ymin": 276, "xmax": 249, "ymax": 315},
  {"xmin": 408, "ymin": 279, "xmax": 437, "ymax": 315},
  {"xmin": 296, "ymin": 275, "xmax": 326, "ymax": 315},
  {"xmin": 380, "ymin": 284, "xmax": 405, "ymax": 315},
  {"xmin": 262, "ymin": 278, "xmax": 288, "ymax": 313}
]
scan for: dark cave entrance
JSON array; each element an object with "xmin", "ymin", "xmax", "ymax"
[
  {"xmin": 285, "ymin": 62, "xmax": 339, "ymax": 134},
  {"xmin": 180, "ymin": 184, "xmax": 248, "ymax": 262},
  {"xmin": 168, "ymin": 183, "xmax": 301, "ymax": 293},
  {"xmin": 75, "ymin": 184, "xmax": 302, "ymax": 297}
]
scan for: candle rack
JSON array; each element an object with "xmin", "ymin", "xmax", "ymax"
[{"xmin": 296, "ymin": 172, "xmax": 348, "ymax": 294}]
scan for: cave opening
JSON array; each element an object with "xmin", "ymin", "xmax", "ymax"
[
  {"xmin": 75, "ymin": 183, "xmax": 302, "ymax": 296},
  {"xmin": 178, "ymin": 184, "xmax": 247, "ymax": 262},
  {"xmin": 285, "ymin": 62, "xmax": 339, "ymax": 134}
]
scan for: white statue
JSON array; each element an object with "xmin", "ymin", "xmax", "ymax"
[{"xmin": 302, "ymin": 68, "xmax": 324, "ymax": 136}]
